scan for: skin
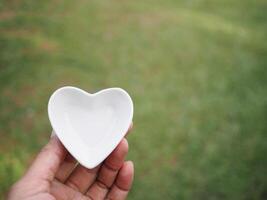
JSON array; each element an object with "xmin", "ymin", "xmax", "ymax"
[{"xmin": 7, "ymin": 124, "xmax": 134, "ymax": 200}]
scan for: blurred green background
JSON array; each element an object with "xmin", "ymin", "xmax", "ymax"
[{"xmin": 0, "ymin": 0, "xmax": 267, "ymax": 199}]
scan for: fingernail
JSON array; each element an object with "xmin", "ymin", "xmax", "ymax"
[{"xmin": 126, "ymin": 160, "xmax": 134, "ymax": 167}]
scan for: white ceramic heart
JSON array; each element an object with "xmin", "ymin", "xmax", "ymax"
[{"xmin": 48, "ymin": 86, "xmax": 133, "ymax": 169}]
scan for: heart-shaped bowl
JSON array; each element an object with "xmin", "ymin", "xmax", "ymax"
[{"xmin": 48, "ymin": 86, "xmax": 133, "ymax": 169}]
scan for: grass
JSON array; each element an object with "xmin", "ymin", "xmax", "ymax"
[{"xmin": 0, "ymin": 0, "xmax": 267, "ymax": 199}]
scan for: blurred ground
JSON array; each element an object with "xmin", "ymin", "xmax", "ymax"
[{"xmin": 0, "ymin": 0, "xmax": 267, "ymax": 199}]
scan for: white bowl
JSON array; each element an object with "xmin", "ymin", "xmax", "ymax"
[{"xmin": 48, "ymin": 86, "xmax": 133, "ymax": 169}]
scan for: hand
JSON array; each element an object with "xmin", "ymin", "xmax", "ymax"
[{"xmin": 7, "ymin": 126, "xmax": 134, "ymax": 200}]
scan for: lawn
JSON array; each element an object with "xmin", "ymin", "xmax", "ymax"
[{"xmin": 0, "ymin": 0, "xmax": 267, "ymax": 199}]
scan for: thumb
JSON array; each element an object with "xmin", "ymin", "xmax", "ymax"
[{"xmin": 25, "ymin": 133, "xmax": 67, "ymax": 182}]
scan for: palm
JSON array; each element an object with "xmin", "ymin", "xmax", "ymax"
[{"xmin": 8, "ymin": 131, "xmax": 134, "ymax": 200}]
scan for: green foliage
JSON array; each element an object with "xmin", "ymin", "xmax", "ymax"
[{"xmin": 0, "ymin": 0, "xmax": 267, "ymax": 199}]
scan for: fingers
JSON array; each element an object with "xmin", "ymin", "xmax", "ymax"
[
  {"xmin": 105, "ymin": 138, "xmax": 129, "ymax": 171},
  {"xmin": 66, "ymin": 138, "xmax": 128, "ymax": 194},
  {"xmin": 25, "ymin": 135, "xmax": 67, "ymax": 182},
  {"xmin": 65, "ymin": 164, "xmax": 100, "ymax": 193},
  {"xmin": 99, "ymin": 139, "xmax": 128, "ymax": 187},
  {"xmin": 55, "ymin": 153, "xmax": 77, "ymax": 182},
  {"xmin": 85, "ymin": 139, "xmax": 128, "ymax": 198},
  {"xmin": 51, "ymin": 180, "xmax": 90, "ymax": 200},
  {"xmin": 106, "ymin": 161, "xmax": 134, "ymax": 200},
  {"xmin": 55, "ymin": 122, "xmax": 133, "ymax": 184},
  {"xmin": 63, "ymin": 122, "xmax": 133, "ymax": 193}
]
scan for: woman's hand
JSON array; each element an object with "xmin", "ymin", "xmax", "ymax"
[{"xmin": 8, "ymin": 127, "xmax": 134, "ymax": 200}]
